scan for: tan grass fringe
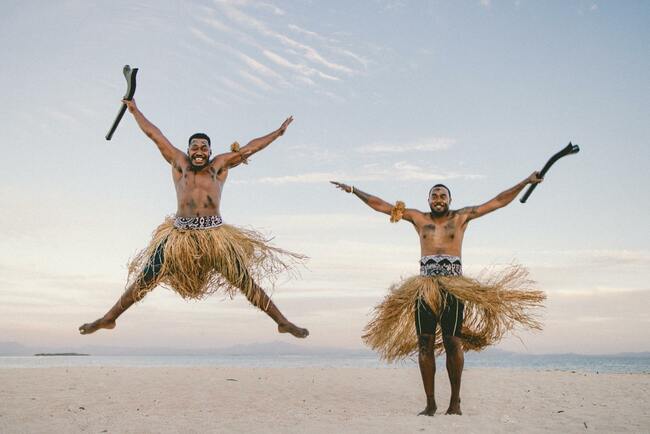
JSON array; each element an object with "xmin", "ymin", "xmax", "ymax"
[
  {"xmin": 127, "ymin": 219, "xmax": 305, "ymax": 304},
  {"xmin": 230, "ymin": 141, "xmax": 248, "ymax": 165},
  {"xmin": 362, "ymin": 265, "xmax": 545, "ymax": 362},
  {"xmin": 390, "ymin": 201, "xmax": 406, "ymax": 223}
]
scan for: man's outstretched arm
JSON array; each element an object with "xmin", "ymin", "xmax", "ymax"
[
  {"xmin": 217, "ymin": 116, "xmax": 293, "ymax": 169},
  {"xmin": 330, "ymin": 181, "xmax": 419, "ymax": 223},
  {"xmin": 459, "ymin": 171, "xmax": 543, "ymax": 222},
  {"xmin": 123, "ymin": 99, "xmax": 184, "ymax": 165}
]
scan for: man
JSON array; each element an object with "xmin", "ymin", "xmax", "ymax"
[
  {"xmin": 331, "ymin": 174, "xmax": 545, "ymax": 415},
  {"xmin": 79, "ymin": 99, "xmax": 308, "ymax": 339}
]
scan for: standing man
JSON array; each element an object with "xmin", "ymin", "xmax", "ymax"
[
  {"xmin": 80, "ymin": 99, "xmax": 308, "ymax": 339},
  {"xmin": 331, "ymin": 174, "xmax": 545, "ymax": 415}
]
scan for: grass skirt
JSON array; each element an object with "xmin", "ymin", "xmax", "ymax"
[
  {"xmin": 362, "ymin": 265, "xmax": 545, "ymax": 362},
  {"xmin": 127, "ymin": 218, "xmax": 305, "ymax": 303}
]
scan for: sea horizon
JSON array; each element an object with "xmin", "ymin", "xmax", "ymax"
[{"xmin": 2, "ymin": 351, "xmax": 648, "ymax": 373}]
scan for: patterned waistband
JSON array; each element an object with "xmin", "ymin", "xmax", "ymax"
[
  {"xmin": 420, "ymin": 254, "xmax": 462, "ymax": 276},
  {"xmin": 173, "ymin": 215, "xmax": 223, "ymax": 230}
]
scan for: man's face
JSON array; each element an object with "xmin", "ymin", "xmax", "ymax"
[
  {"xmin": 428, "ymin": 187, "xmax": 451, "ymax": 216},
  {"xmin": 188, "ymin": 139, "xmax": 211, "ymax": 169}
]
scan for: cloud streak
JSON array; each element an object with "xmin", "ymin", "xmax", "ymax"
[
  {"xmin": 187, "ymin": 1, "xmax": 372, "ymax": 103},
  {"xmin": 263, "ymin": 50, "xmax": 340, "ymax": 81},
  {"xmin": 357, "ymin": 137, "xmax": 456, "ymax": 153},
  {"xmin": 234, "ymin": 160, "xmax": 483, "ymax": 185},
  {"xmin": 216, "ymin": 1, "xmax": 356, "ymax": 76}
]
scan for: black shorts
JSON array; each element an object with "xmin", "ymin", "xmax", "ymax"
[
  {"xmin": 141, "ymin": 240, "xmax": 166, "ymax": 284},
  {"xmin": 415, "ymin": 293, "xmax": 464, "ymax": 337}
]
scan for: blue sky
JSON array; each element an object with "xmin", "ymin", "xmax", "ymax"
[{"xmin": 1, "ymin": 0, "xmax": 648, "ymax": 354}]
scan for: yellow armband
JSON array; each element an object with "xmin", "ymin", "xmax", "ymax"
[
  {"xmin": 390, "ymin": 201, "xmax": 406, "ymax": 223},
  {"xmin": 230, "ymin": 141, "xmax": 249, "ymax": 165}
]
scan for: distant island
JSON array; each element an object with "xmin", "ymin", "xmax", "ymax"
[{"xmin": 34, "ymin": 353, "xmax": 89, "ymax": 357}]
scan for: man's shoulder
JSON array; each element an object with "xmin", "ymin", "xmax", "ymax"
[
  {"xmin": 406, "ymin": 208, "xmax": 427, "ymax": 217},
  {"xmin": 449, "ymin": 208, "xmax": 476, "ymax": 225},
  {"xmin": 171, "ymin": 155, "xmax": 189, "ymax": 172},
  {"xmin": 450, "ymin": 207, "xmax": 473, "ymax": 216},
  {"xmin": 406, "ymin": 209, "xmax": 432, "ymax": 225}
]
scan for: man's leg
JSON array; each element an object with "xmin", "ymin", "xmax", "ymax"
[
  {"xmin": 244, "ymin": 279, "xmax": 309, "ymax": 339},
  {"xmin": 443, "ymin": 336, "xmax": 463, "ymax": 415},
  {"xmin": 416, "ymin": 298, "xmax": 438, "ymax": 416},
  {"xmin": 78, "ymin": 280, "xmax": 146, "ymax": 334},
  {"xmin": 418, "ymin": 334, "xmax": 437, "ymax": 416},
  {"xmin": 441, "ymin": 293, "xmax": 464, "ymax": 415},
  {"xmin": 79, "ymin": 241, "xmax": 164, "ymax": 335}
]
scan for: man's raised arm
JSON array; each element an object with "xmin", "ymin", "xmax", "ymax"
[
  {"xmin": 330, "ymin": 182, "xmax": 419, "ymax": 223},
  {"xmin": 459, "ymin": 171, "xmax": 543, "ymax": 222},
  {"xmin": 123, "ymin": 99, "xmax": 184, "ymax": 165},
  {"xmin": 218, "ymin": 116, "xmax": 293, "ymax": 169}
]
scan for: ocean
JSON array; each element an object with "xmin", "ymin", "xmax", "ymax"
[{"xmin": 1, "ymin": 352, "xmax": 648, "ymax": 373}]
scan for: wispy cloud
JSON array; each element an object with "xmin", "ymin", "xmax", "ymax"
[
  {"xmin": 234, "ymin": 160, "xmax": 483, "ymax": 185},
  {"xmin": 189, "ymin": 26, "xmax": 291, "ymax": 92},
  {"xmin": 238, "ymin": 53, "xmax": 287, "ymax": 83},
  {"xmin": 263, "ymin": 50, "xmax": 340, "ymax": 81},
  {"xmin": 216, "ymin": 1, "xmax": 356, "ymax": 76},
  {"xmin": 189, "ymin": 1, "xmax": 370, "ymax": 101},
  {"xmin": 233, "ymin": 171, "xmax": 374, "ymax": 186},
  {"xmin": 357, "ymin": 137, "xmax": 456, "ymax": 153},
  {"xmin": 338, "ymin": 49, "xmax": 370, "ymax": 68},
  {"xmin": 256, "ymin": 2, "xmax": 285, "ymax": 15},
  {"xmin": 215, "ymin": 76, "xmax": 263, "ymax": 100},
  {"xmin": 243, "ymin": 172, "xmax": 342, "ymax": 185},
  {"xmin": 287, "ymin": 24, "xmax": 322, "ymax": 39},
  {"xmin": 239, "ymin": 69, "xmax": 274, "ymax": 91},
  {"xmin": 287, "ymin": 24, "xmax": 369, "ymax": 69},
  {"xmin": 392, "ymin": 161, "xmax": 484, "ymax": 181}
]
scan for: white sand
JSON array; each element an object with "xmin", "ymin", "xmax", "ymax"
[{"xmin": 1, "ymin": 367, "xmax": 648, "ymax": 433}]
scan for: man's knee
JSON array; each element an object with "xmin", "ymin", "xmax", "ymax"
[
  {"xmin": 442, "ymin": 335, "xmax": 462, "ymax": 353},
  {"xmin": 418, "ymin": 334, "xmax": 436, "ymax": 358}
]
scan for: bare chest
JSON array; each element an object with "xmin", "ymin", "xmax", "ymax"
[
  {"xmin": 173, "ymin": 165, "xmax": 225, "ymax": 216},
  {"xmin": 418, "ymin": 218, "xmax": 465, "ymax": 247},
  {"xmin": 174, "ymin": 164, "xmax": 224, "ymax": 190}
]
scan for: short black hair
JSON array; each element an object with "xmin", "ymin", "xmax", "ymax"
[
  {"xmin": 429, "ymin": 184, "xmax": 451, "ymax": 200},
  {"xmin": 188, "ymin": 132, "xmax": 211, "ymax": 147}
]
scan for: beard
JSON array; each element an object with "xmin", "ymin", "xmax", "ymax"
[
  {"xmin": 189, "ymin": 155, "xmax": 210, "ymax": 171},
  {"xmin": 429, "ymin": 204, "xmax": 449, "ymax": 217},
  {"xmin": 190, "ymin": 161, "xmax": 208, "ymax": 171}
]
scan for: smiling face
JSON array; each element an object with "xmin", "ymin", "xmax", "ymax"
[
  {"xmin": 428, "ymin": 186, "xmax": 451, "ymax": 216},
  {"xmin": 187, "ymin": 138, "xmax": 211, "ymax": 169}
]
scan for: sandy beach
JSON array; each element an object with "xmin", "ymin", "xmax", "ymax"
[{"xmin": 1, "ymin": 367, "xmax": 648, "ymax": 433}]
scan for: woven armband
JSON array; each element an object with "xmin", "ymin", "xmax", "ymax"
[
  {"xmin": 230, "ymin": 141, "xmax": 249, "ymax": 165},
  {"xmin": 390, "ymin": 201, "xmax": 406, "ymax": 223}
]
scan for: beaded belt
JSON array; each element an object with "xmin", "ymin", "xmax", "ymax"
[
  {"xmin": 173, "ymin": 215, "xmax": 223, "ymax": 230},
  {"xmin": 419, "ymin": 254, "xmax": 462, "ymax": 277}
]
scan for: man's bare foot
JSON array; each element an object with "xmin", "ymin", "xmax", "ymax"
[
  {"xmin": 278, "ymin": 322, "xmax": 309, "ymax": 338},
  {"xmin": 418, "ymin": 404, "xmax": 437, "ymax": 416},
  {"xmin": 78, "ymin": 318, "xmax": 116, "ymax": 335},
  {"xmin": 445, "ymin": 399, "xmax": 462, "ymax": 415}
]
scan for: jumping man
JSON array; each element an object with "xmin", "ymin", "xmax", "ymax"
[{"xmin": 80, "ymin": 99, "xmax": 308, "ymax": 339}]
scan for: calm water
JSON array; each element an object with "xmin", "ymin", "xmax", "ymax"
[{"xmin": 1, "ymin": 353, "xmax": 648, "ymax": 373}]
